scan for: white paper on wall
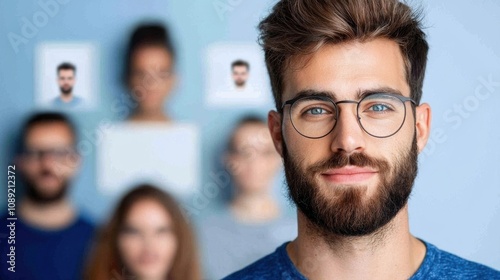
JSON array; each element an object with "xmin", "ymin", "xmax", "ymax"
[{"xmin": 97, "ymin": 122, "xmax": 200, "ymax": 197}]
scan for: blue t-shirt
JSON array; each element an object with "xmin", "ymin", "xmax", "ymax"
[
  {"xmin": 0, "ymin": 214, "xmax": 95, "ymax": 280},
  {"xmin": 52, "ymin": 96, "xmax": 84, "ymax": 108},
  {"xmin": 224, "ymin": 241, "xmax": 500, "ymax": 279}
]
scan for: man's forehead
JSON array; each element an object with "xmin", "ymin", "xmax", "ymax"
[
  {"xmin": 282, "ymin": 38, "xmax": 409, "ymax": 101},
  {"xmin": 59, "ymin": 69, "xmax": 74, "ymax": 76},
  {"xmin": 25, "ymin": 123, "xmax": 74, "ymax": 146},
  {"xmin": 233, "ymin": 124, "xmax": 271, "ymax": 145}
]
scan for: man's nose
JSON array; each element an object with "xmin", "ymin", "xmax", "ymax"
[{"xmin": 329, "ymin": 103, "xmax": 366, "ymax": 155}]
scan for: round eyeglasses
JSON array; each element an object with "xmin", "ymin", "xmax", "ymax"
[{"xmin": 281, "ymin": 93, "xmax": 416, "ymax": 139}]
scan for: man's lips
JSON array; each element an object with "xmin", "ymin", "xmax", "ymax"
[{"xmin": 320, "ymin": 166, "xmax": 378, "ymax": 184}]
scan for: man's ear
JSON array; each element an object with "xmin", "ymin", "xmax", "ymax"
[
  {"xmin": 415, "ymin": 103, "xmax": 432, "ymax": 153},
  {"xmin": 268, "ymin": 111, "xmax": 284, "ymax": 157}
]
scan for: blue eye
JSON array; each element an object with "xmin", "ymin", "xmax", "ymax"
[
  {"xmin": 370, "ymin": 104, "xmax": 390, "ymax": 112},
  {"xmin": 307, "ymin": 108, "xmax": 327, "ymax": 115}
]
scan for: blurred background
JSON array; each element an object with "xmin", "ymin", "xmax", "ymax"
[{"xmin": 0, "ymin": 0, "xmax": 499, "ymax": 274}]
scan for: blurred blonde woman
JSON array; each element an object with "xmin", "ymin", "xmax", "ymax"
[{"xmin": 86, "ymin": 184, "xmax": 201, "ymax": 280}]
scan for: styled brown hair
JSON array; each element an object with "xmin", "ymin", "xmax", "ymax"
[
  {"xmin": 85, "ymin": 184, "xmax": 201, "ymax": 280},
  {"xmin": 258, "ymin": 0, "xmax": 429, "ymax": 110}
]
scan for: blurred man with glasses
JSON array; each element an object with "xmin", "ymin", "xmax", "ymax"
[
  {"xmin": 225, "ymin": 0, "xmax": 500, "ymax": 279},
  {"xmin": 0, "ymin": 112, "xmax": 95, "ymax": 280}
]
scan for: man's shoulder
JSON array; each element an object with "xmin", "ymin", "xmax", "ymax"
[
  {"xmin": 434, "ymin": 247, "xmax": 500, "ymax": 278},
  {"xmin": 0, "ymin": 211, "xmax": 95, "ymax": 231},
  {"xmin": 223, "ymin": 249, "xmax": 283, "ymax": 280},
  {"xmin": 52, "ymin": 96, "xmax": 62, "ymax": 104},
  {"xmin": 415, "ymin": 242, "xmax": 500, "ymax": 279},
  {"xmin": 73, "ymin": 96, "xmax": 84, "ymax": 103},
  {"xmin": 73, "ymin": 212, "xmax": 96, "ymax": 234},
  {"xmin": 223, "ymin": 242, "xmax": 305, "ymax": 280}
]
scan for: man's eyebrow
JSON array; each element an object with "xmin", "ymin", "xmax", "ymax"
[
  {"xmin": 289, "ymin": 90, "xmax": 336, "ymax": 100},
  {"xmin": 289, "ymin": 87, "xmax": 405, "ymax": 102},
  {"xmin": 357, "ymin": 87, "xmax": 404, "ymax": 99}
]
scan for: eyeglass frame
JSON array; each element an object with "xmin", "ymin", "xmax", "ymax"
[
  {"xmin": 22, "ymin": 147, "xmax": 78, "ymax": 162},
  {"xmin": 280, "ymin": 92, "xmax": 417, "ymax": 139}
]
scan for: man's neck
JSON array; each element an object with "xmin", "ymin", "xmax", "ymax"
[
  {"xmin": 60, "ymin": 93, "xmax": 73, "ymax": 103},
  {"xmin": 235, "ymin": 84, "xmax": 246, "ymax": 91},
  {"xmin": 287, "ymin": 206, "xmax": 426, "ymax": 280},
  {"xmin": 19, "ymin": 197, "xmax": 76, "ymax": 230},
  {"xmin": 230, "ymin": 190, "xmax": 280, "ymax": 223}
]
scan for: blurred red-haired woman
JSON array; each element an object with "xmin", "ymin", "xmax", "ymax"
[{"xmin": 86, "ymin": 184, "xmax": 201, "ymax": 280}]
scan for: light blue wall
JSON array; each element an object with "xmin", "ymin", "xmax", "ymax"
[
  {"xmin": 408, "ymin": 0, "xmax": 500, "ymax": 270},
  {"xmin": 0, "ymin": 0, "xmax": 498, "ymax": 270}
]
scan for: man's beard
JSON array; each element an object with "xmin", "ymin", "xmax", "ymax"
[
  {"xmin": 234, "ymin": 80, "xmax": 246, "ymax": 87},
  {"xmin": 283, "ymin": 135, "xmax": 418, "ymax": 238},
  {"xmin": 60, "ymin": 86, "xmax": 73, "ymax": 95},
  {"xmin": 24, "ymin": 170, "xmax": 69, "ymax": 204}
]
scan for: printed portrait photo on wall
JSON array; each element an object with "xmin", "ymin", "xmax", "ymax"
[
  {"xmin": 204, "ymin": 43, "xmax": 273, "ymax": 108},
  {"xmin": 35, "ymin": 42, "xmax": 98, "ymax": 110}
]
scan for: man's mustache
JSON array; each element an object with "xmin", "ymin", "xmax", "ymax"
[
  {"xmin": 308, "ymin": 152, "xmax": 389, "ymax": 174},
  {"xmin": 39, "ymin": 170, "xmax": 58, "ymax": 179}
]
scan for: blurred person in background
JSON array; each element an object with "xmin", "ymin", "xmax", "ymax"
[
  {"xmin": 53, "ymin": 62, "xmax": 84, "ymax": 108},
  {"xmin": 0, "ymin": 112, "xmax": 95, "ymax": 280},
  {"xmin": 86, "ymin": 184, "xmax": 201, "ymax": 280},
  {"xmin": 199, "ymin": 115, "xmax": 296, "ymax": 279},
  {"xmin": 125, "ymin": 23, "xmax": 177, "ymax": 123}
]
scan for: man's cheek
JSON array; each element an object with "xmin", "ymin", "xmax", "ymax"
[
  {"xmin": 25, "ymin": 167, "xmax": 42, "ymax": 180},
  {"xmin": 49, "ymin": 163, "xmax": 71, "ymax": 178}
]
